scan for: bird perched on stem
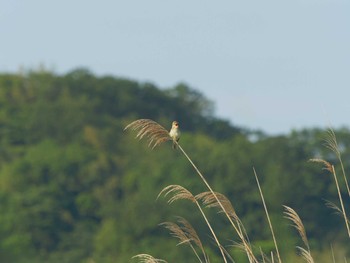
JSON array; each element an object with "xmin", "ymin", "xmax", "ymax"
[{"xmin": 169, "ymin": 121, "xmax": 181, "ymax": 149}]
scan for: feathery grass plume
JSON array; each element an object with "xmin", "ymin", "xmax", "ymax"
[
  {"xmin": 196, "ymin": 191, "xmax": 249, "ymax": 244},
  {"xmin": 254, "ymin": 168, "xmax": 282, "ymax": 263},
  {"xmin": 158, "ymin": 185, "xmax": 196, "ymax": 204},
  {"xmin": 283, "ymin": 206, "xmax": 310, "ymax": 252},
  {"xmin": 325, "ymin": 200, "xmax": 350, "ymax": 225},
  {"xmin": 158, "ymin": 185, "xmax": 229, "ymax": 263},
  {"xmin": 309, "ymin": 159, "xmax": 350, "ymax": 237},
  {"xmin": 324, "ymin": 128, "xmax": 340, "ymax": 155},
  {"xmin": 283, "ymin": 206, "xmax": 314, "ymax": 263},
  {"xmin": 177, "ymin": 217, "xmax": 206, "ymax": 254},
  {"xmin": 196, "ymin": 191, "xmax": 239, "ymax": 222},
  {"xmin": 132, "ymin": 254, "xmax": 168, "ymax": 263},
  {"xmin": 324, "ymin": 128, "xmax": 350, "ymax": 198},
  {"xmin": 297, "ymin": 247, "xmax": 314, "ymax": 263},
  {"xmin": 124, "ymin": 119, "xmax": 172, "ymax": 149},
  {"xmin": 159, "ymin": 221, "xmax": 191, "ymax": 246},
  {"xmin": 160, "ymin": 217, "xmax": 208, "ymax": 263},
  {"xmin": 308, "ymin": 159, "xmax": 334, "ymax": 173}
]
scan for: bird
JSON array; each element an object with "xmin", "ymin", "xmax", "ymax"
[{"xmin": 169, "ymin": 121, "xmax": 181, "ymax": 149}]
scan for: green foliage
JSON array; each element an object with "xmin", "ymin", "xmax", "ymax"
[{"xmin": 0, "ymin": 69, "xmax": 348, "ymax": 262}]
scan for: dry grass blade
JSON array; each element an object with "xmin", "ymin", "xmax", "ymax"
[
  {"xmin": 254, "ymin": 168, "xmax": 282, "ymax": 263},
  {"xmin": 220, "ymin": 245, "xmax": 236, "ymax": 263},
  {"xmin": 331, "ymin": 244, "xmax": 336, "ymax": 263},
  {"xmin": 124, "ymin": 119, "xmax": 171, "ymax": 149},
  {"xmin": 259, "ymin": 247, "xmax": 266, "ymax": 263},
  {"xmin": 283, "ymin": 205, "xmax": 310, "ymax": 252},
  {"xmin": 297, "ymin": 247, "xmax": 314, "ymax": 263},
  {"xmin": 132, "ymin": 254, "xmax": 168, "ymax": 263},
  {"xmin": 158, "ymin": 185, "xmax": 196, "ymax": 204},
  {"xmin": 258, "ymin": 248, "xmax": 274, "ymax": 263}
]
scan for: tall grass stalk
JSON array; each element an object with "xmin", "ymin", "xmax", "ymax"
[
  {"xmin": 331, "ymin": 245, "xmax": 336, "ymax": 263},
  {"xmin": 177, "ymin": 143, "xmax": 257, "ymax": 262},
  {"xmin": 253, "ymin": 168, "xmax": 282, "ymax": 263},
  {"xmin": 331, "ymin": 165, "xmax": 350, "ymax": 237}
]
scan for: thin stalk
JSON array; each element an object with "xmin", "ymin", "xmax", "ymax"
[
  {"xmin": 253, "ymin": 168, "xmax": 282, "ymax": 263},
  {"xmin": 189, "ymin": 242, "xmax": 204, "ymax": 263},
  {"xmin": 338, "ymin": 157, "xmax": 350, "ymax": 198},
  {"xmin": 194, "ymin": 201, "xmax": 228, "ymax": 263},
  {"xmin": 331, "ymin": 244, "xmax": 335, "ymax": 263},
  {"xmin": 177, "ymin": 143, "xmax": 258, "ymax": 263},
  {"xmin": 331, "ymin": 165, "xmax": 350, "ymax": 237}
]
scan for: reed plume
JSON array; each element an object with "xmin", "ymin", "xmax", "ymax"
[
  {"xmin": 160, "ymin": 217, "xmax": 208, "ymax": 263},
  {"xmin": 124, "ymin": 119, "xmax": 172, "ymax": 149},
  {"xmin": 132, "ymin": 254, "xmax": 168, "ymax": 263},
  {"xmin": 283, "ymin": 206, "xmax": 314, "ymax": 263}
]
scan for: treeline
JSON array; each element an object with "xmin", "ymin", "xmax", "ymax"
[{"xmin": 0, "ymin": 69, "xmax": 348, "ymax": 262}]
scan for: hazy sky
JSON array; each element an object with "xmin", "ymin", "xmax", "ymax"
[{"xmin": 1, "ymin": 0, "xmax": 349, "ymax": 134}]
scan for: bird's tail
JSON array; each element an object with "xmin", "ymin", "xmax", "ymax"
[{"xmin": 172, "ymin": 141, "xmax": 177, "ymax": 149}]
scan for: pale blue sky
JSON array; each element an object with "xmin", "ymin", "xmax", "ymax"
[{"xmin": 1, "ymin": 0, "xmax": 349, "ymax": 134}]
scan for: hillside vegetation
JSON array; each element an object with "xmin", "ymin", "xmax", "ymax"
[{"xmin": 0, "ymin": 69, "xmax": 348, "ymax": 262}]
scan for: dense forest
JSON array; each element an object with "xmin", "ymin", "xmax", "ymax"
[{"xmin": 0, "ymin": 68, "xmax": 349, "ymax": 262}]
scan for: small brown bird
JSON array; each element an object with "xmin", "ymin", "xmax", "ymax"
[{"xmin": 169, "ymin": 121, "xmax": 181, "ymax": 149}]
